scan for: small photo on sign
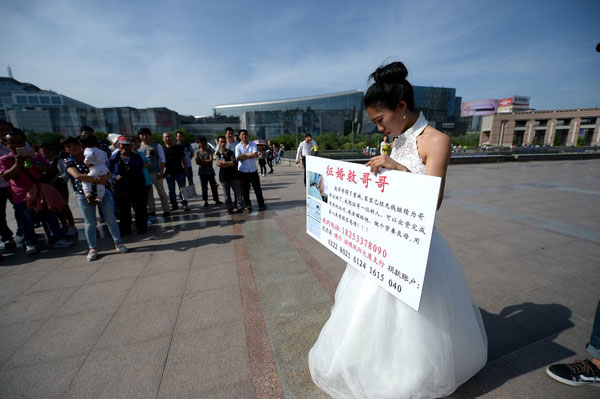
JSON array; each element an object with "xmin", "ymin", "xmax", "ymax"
[
  {"xmin": 308, "ymin": 172, "xmax": 328, "ymax": 202},
  {"xmin": 307, "ymin": 215, "xmax": 321, "ymax": 238},
  {"xmin": 307, "ymin": 197, "xmax": 321, "ymax": 220}
]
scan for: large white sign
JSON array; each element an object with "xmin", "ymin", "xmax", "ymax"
[{"xmin": 305, "ymin": 156, "xmax": 441, "ymax": 311}]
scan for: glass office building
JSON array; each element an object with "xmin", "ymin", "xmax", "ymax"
[
  {"xmin": 212, "ymin": 90, "xmax": 364, "ymax": 140},
  {"xmin": 1, "ymin": 77, "xmax": 179, "ymax": 136}
]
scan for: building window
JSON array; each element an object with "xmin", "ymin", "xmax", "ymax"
[
  {"xmin": 40, "ymin": 97, "xmax": 50, "ymax": 105},
  {"xmin": 557, "ymin": 118, "xmax": 571, "ymax": 125},
  {"xmin": 28, "ymin": 96, "xmax": 39, "ymax": 104},
  {"xmin": 580, "ymin": 118, "xmax": 597, "ymax": 125},
  {"xmin": 51, "ymin": 97, "xmax": 62, "ymax": 105},
  {"xmin": 16, "ymin": 96, "xmax": 27, "ymax": 103},
  {"xmin": 535, "ymin": 120, "xmax": 547, "ymax": 126},
  {"xmin": 515, "ymin": 120, "xmax": 527, "ymax": 127}
]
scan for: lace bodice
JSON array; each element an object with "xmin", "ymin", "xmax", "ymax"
[{"xmin": 390, "ymin": 112, "xmax": 428, "ymax": 175}]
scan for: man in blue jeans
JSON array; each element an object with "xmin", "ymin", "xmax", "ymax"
[
  {"xmin": 162, "ymin": 132, "xmax": 189, "ymax": 212},
  {"xmin": 0, "ymin": 132, "xmax": 72, "ymax": 254},
  {"xmin": 546, "ymin": 300, "xmax": 600, "ymax": 387}
]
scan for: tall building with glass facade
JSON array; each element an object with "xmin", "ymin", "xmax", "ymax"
[
  {"xmin": 0, "ymin": 77, "xmax": 179, "ymax": 136},
  {"xmin": 212, "ymin": 90, "xmax": 364, "ymax": 140}
]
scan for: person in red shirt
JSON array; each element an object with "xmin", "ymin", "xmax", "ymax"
[{"xmin": 0, "ymin": 131, "xmax": 73, "ymax": 255}]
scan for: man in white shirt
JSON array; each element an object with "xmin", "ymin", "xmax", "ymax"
[
  {"xmin": 296, "ymin": 133, "xmax": 317, "ymax": 185},
  {"xmin": 235, "ymin": 129, "xmax": 266, "ymax": 212}
]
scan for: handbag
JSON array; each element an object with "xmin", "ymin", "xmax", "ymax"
[
  {"xmin": 180, "ymin": 184, "xmax": 197, "ymax": 199},
  {"xmin": 21, "ymin": 167, "xmax": 68, "ymax": 213}
]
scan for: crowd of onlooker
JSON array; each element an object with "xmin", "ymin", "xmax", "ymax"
[{"xmin": 0, "ymin": 121, "xmax": 282, "ymax": 262}]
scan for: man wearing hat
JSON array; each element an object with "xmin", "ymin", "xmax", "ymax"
[{"xmin": 109, "ymin": 136, "xmax": 148, "ymax": 235}]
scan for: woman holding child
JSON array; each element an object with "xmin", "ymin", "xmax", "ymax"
[{"xmin": 63, "ymin": 135, "xmax": 127, "ymax": 261}]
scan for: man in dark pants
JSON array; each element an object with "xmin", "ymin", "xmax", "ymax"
[
  {"xmin": 109, "ymin": 136, "xmax": 147, "ymax": 235},
  {"xmin": 234, "ymin": 130, "xmax": 266, "ymax": 212},
  {"xmin": 162, "ymin": 132, "xmax": 189, "ymax": 212},
  {"xmin": 295, "ymin": 133, "xmax": 317, "ymax": 185}
]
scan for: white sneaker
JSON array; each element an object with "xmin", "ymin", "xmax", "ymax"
[
  {"xmin": 25, "ymin": 244, "xmax": 38, "ymax": 255},
  {"xmin": 87, "ymin": 248, "xmax": 97, "ymax": 261},
  {"xmin": 115, "ymin": 243, "xmax": 128, "ymax": 254}
]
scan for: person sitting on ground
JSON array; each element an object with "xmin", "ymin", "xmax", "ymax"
[
  {"xmin": 546, "ymin": 300, "xmax": 600, "ymax": 387},
  {"xmin": 194, "ymin": 136, "xmax": 222, "ymax": 207},
  {"xmin": 109, "ymin": 136, "xmax": 148, "ymax": 236},
  {"xmin": 215, "ymin": 135, "xmax": 243, "ymax": 214},
  {"xmin": 79, "ymin": 133, "xmax": 109, "ymax": 204},
  {"xmin": 0, "ymin": 131, "xmax": 73, "ymax": 255},
  {"xmin": 63, "ymin": 136, "xmax": 127, "ymax": 261}
]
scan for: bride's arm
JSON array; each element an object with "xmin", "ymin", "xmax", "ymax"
[{"xmin": 419, "ymin": 131, "xmax": 451, "ymax": 210}]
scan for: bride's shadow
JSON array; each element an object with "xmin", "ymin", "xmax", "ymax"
[{"xmin": 449, "ymin": 302, "xmax": 576, "ymax": 398}]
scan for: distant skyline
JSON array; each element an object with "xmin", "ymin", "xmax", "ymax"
[{"xmin": 1, "ymin": 0, "xmax": 599, "ymax": 116}]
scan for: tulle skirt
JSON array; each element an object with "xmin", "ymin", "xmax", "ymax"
[{"xmin": 308, "ymin": 229, "xmax": 487, "ymax": 399}]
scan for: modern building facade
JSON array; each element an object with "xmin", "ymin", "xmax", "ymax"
[
  {"xmin": 1, "ymin": 77, "xmax": 180, "ymax": 136},
  {"xmin": 480, "ymin": 108, "xmax": 600, "ymax": 147},
  {"xmin": 212, "ymin": 90, "xmax": 364, "ymax": 140}
]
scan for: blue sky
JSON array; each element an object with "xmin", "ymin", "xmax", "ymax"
[{"xmin": 1, "ymin": 0, "xmax": 598, "ymax": 116}]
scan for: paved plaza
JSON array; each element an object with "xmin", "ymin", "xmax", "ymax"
[{"xmin": 0, "ymin": 159, "xmax": 598, "ymax": 398}]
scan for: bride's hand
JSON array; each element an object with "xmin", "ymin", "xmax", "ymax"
[{"xmin": 365, "ymin": 154, "xmax": 409, "ymax": 175}]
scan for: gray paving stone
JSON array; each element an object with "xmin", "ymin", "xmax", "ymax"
[
  {"xmin": 85, "ymin": 255, "xmax": 149, "ymax": 284},
  {"xmin": 3, "ymin": 256, "xmax": 65, "ymax": 276},
  {"xmin": 24, "ymin": 264, "xmax": 100, "ymax": 294},
  {"xmin": 158, "ymin": 321, "xmax": 251, "ymax": 398},
  {"xmin": 63, "ymin": 336, "xmax": 170, "ymax": 399},
  {"xmin": 0, "ymin": 355, "xmax": 85, "ymax": 399},
  {"xmin": 185, "ymin": 262, "xmax": 238, "ymax": 294},
  {"xmin": 121, "ymin": 270, "xmax": 187, "ymax": 306},
  {"xmin": 95, "ymin": 296, "xmax": 180, "ymax": 350},
  {"xmin": 0, "ymin": 271, "xmax": 47, "ymax": 305},
  {"xmin": 141, "ymin": 250, "xmax": 193, "ymax": 276},
  {"xmin": 175, "ymin": 285, "xmax": 243, "ymax": 333},
  {"xmin": 0, "ymin": 320, "xmax": 43, "ymax": 365},
  {"xmin": 3, "ymin": 309, "xmax": 113, "ymax": 369},
  {"xmin": 255, "ymin": 271, "xmax": 332, "ymax": 316},
  {"xmin": 55, "ymin": 278, "xmax": 134, "ymax": 317},
  {"xmin": 0, "ymin": 287, "xmax": 76, "ymax": 326}
]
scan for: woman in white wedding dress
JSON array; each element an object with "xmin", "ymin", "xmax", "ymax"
[{"xmin": 308, "ymin": 61, "xmax": 487, "ymax": 399}]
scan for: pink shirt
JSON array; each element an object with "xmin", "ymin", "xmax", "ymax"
[{"xmin": 0, "ymin": 152, "xmax": 48, "ymax": 203}]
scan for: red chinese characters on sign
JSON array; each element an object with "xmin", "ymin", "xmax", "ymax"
[
  {"xmin": 336, "ymin": 167, "xmax": 345, "ymax": 180},
  {"xmin": 326, "ymin": 166, "xmax": 334, "ymax": 176},
  {"xmin": 376, "ymin": 176, "xmax": 389, "ymax": 192},
  {"xmin": 361, "ymin": 173, "xmax": 371, "ymax": 188},
  {"xmin": 347, "ymin": 170, "xmax": 357, "ymax": 184}
]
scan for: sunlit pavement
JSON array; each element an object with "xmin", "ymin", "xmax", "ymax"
[{"xmin": 0, "ymin": 160, "xmax": 598, "ymax": 398}]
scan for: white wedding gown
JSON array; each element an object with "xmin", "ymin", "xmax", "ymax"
[{"xmin": 308, "ymin": 113, "xmax": 487, "ymax": 399}]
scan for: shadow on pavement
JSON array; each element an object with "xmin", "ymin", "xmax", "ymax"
[{"xmin": 450, "ymin": 302, "xmax": 576, "ymax": 397}]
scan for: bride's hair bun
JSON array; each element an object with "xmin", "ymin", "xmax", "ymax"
[
  {"xmin": 364, "ymin": 61, "xmax": 415, "ymax": 111},
  {"xmin": 371, "ymin": 62, "xmax": 408, "ymax": 85}
]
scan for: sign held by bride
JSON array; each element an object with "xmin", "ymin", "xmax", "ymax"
[{"xmin": 305, "ymin": 155, "xmax": 441, "ymax": 311}]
